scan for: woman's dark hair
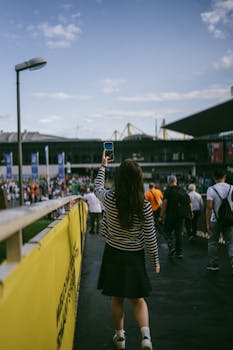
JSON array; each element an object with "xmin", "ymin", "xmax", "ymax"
[{"xmin": 114, "ymin": 159, "xmax": 144, "ymax": 228}]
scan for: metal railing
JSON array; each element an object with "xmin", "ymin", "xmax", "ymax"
[{"xmin": 0, "ymin": 196, "xmax": 80, "ymax": 262}]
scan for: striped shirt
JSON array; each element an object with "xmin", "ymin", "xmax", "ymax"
[{"xmin": 94, "ymin": 169, "xmax": 159, "ymax": 268}]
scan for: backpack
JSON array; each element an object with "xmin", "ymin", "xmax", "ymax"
[
  {"xmin": 168, "ymin": 187, "xmax": 192, "ymax": 220},
  {"xmin": 213, "ymin": 185, "xmax": 233, "ymax": 228},
  {"xmin": 177, "ymin": 188, "xmax": 192, "ymax": 219}
]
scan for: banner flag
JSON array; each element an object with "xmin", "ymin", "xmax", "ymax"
[
  {"xmin": 58, "ymin": 152, "xmax": 65, "ymax": 180},
  {"xmin": 208, "ymin": 142, "xmax": 223, "ymax": 164},
  {"xmin": 31, "ymin": 152, "xmax": 39, "ymax": 180},
  {"xmin": 4, "ymin": 152, "xmax": 12, "ymax": 180}
]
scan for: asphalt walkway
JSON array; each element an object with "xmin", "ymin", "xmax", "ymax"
[{"xmin": 73, "ymin": 231, "xmax": 233, "ymax": 350}]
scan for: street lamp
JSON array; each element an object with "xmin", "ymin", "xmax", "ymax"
[{"xmin": 15, "ymin": 57, "xmax": 47, "ymax": 206}]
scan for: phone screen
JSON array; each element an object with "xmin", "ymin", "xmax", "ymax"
[{"xmin": 103, "ymin": 141, "xmax": 114, "ymax": 160}]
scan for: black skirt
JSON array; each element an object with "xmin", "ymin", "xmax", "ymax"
[{"xmin": 97, "ymin": 243, "xmax": 152, "ymax": 298}]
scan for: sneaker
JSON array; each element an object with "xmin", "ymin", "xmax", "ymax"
[
  {"xmin": 141, "ymin": 336, "xmax": 153, "ymax": 350},
  {"xmin": 113, "ymin": 334, "xmax": 125, "ymax": 349},
  {"xmin": 206, "ymin": 264, "xmax": 219, "ymax": 271}
]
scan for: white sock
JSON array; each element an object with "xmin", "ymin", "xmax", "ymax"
[
  {"xmin": 115, "ymin": 329, "xmax": 125, "ymax": 338},
  {"xmin": 141, "ymin": 326, "xmax": 151, "ymax": 339}
]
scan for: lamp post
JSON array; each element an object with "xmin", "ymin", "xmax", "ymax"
[{"xmin": 15, "ymin": 57, "xmax": 47, "ymax": 206}]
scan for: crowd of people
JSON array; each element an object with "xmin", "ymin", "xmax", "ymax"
[
  {"xmin": 1, "ymin": 158, "xmax": 232, "ymax": 350},
  {"xmin": 0, "ymin": 174, "xmax": 92, "ymax": 207},
  {"xmin": 82, "ymin": 155, "xmax": 233, "ymax": 350}
]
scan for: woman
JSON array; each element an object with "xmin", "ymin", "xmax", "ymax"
[{"xmin": 94, "ymin": 151, "xmax": 160, "ymax": 350}]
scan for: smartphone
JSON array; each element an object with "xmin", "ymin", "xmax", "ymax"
[{"xmin": 103, "ymin": 141, "xmax": 114, "ymax": 161}]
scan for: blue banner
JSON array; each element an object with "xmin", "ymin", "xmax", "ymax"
[
  {"xmin": 58, "ymin": 153, "xmax": 65, "ymax": 180},
  {"xmin": 5, "ymin": 153, "xmax": 12, "ymax": 180},
  {"xmin": 31, "ymin": 152, "xmax": 39, "ymax": 180}
]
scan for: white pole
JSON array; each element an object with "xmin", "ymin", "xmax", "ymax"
[{"xmin": 45, "ymin": 145, "xmax": 50, "ymax": 188}]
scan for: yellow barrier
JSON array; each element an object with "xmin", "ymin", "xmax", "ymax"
[{"xmin": 0, "ymin": 200, "xmax": 87, "ymax": 350}]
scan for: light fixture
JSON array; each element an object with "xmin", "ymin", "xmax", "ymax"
[{"xmin": 15, "ymin": 57, "xmax": 47, "ymax": 72}]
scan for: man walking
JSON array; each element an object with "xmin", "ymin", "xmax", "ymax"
[
  {"xmin": 145, "ymin": 182, "xmax": 163, "ymax": 228},
  {"xmin": 159, "ymin": 175, "xmax": 191, "ymax": 258},
  {"xmin": 84, "ymin": 186, "xmax": 102, "ymax": 234},
  {"xmin": 206, "ymin": 169, "xmax": 233, "ymax": 272},
  {"xmin": 186, "ymin": 184, "xmax": 203, "ymax": 241}
]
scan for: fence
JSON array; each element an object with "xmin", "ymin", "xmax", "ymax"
[{"xmin": 0, "ymin": 196, "xmax": 87, "ymax": 350}]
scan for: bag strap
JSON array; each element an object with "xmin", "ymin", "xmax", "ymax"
[
  {"xmin": 150, "ymin": 190, "xmax": 159, "ymax": 207},
  {"xmin": 212, "ymin": 184, "xmax": 231, "ymax": 220},
  {"xmin": 212, "ymin": 184, "xmax": 231, "ymax": 200},
  {"xmin": 212, "ymin": 186, "xmax": 223, "ymax": 200}
]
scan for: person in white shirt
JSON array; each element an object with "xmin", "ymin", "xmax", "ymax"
[
  {"xmin": 84, "ymin": 186, "xmax": 102, "ymax": 234},
  {"xmin": 206, "ymin": 169, "xmax": 233, "ymax": 272},
  {"xmin": 186, "ymin": 184, "xmax": 203, "ymax": 241}
]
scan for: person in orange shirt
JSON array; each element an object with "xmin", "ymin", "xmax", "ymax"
[{"xmin": 145, "ymin": 182, "xmax": 163, "ymax": 228}]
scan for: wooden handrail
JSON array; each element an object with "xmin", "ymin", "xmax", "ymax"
[{"xmin": 0, "ymin": 195, "xmax": 80, "ymax": 241}]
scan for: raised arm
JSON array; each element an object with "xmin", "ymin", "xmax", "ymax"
[{"xmin": 94, "ymin": 150, "xmax": 111, "ymax": 203}]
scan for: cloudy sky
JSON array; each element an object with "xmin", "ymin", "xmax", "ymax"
[{"xmin": 0, "ymin": 0, "xmax": 232, "ymax": 140}]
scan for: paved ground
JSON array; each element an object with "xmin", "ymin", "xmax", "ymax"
[{"xmin": 73, "ymin": 231, "xmax": 233, "ymax": 350}]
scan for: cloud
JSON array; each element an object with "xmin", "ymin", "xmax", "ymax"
[
  {"xmin": 201, "ymin": 0, "xmax": 233, "ymax": 38},
  {"xmin": 71, "ymin": 12, "xmax": 81, "ymax": 19},
  {"xmin": 22, "ymin": 3, "xmax": 82, "ymax": 48},
  {"xmin": 60, "ymin": 3, "xmax": 73, "ymax": 11},
  {"xmin": 39, "ymin": 115, "xmax": 63, "ymax": 124},
  {"xmin": 36, "ymin": 22, "xmax": 81, "ymax": 48},
  {"xmin": 0, "ymin": 113, "xmax": 9, "ymax": 120},
  {"xmin": 214, "ymin": 50, "xmax": 233, "ymax": 68},
  {"xmin": 32, "ymin": 92, "xmax": 92, "ymax": 101},
  {"xmin": 119, "ymin": 87, "xmax": 229, "ymax": 103},
  {"xmin": 100, "ymin": 78, "xmax": 126, "ymax": 94},
  {"xmin": 1, "ymin": 32, "xmax": 20, "ymax": 41},
  {"xmin": 86, "ymin": 108, "xmax": 178, "ymax": 122}
]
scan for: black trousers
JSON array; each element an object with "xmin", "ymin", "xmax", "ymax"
[
  {"xmin": 90, "ymin": 212, "xmax": 101, "ymax": 234},
  {"xmin": 153, "ymin": 208, "xmax": 160, "ymax": 229},
  {"xmin": 185, "ymin": 210, "xmax": 201, "ymax": 237}
]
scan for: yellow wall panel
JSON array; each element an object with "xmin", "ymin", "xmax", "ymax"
[{"xmin": 0, "ymin": 202, "xmax": 87, "ymax": 350}]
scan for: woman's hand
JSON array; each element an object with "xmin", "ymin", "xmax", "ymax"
[
  {"xmin": 101, "ymin": 149, "xmax": 113, "ymax": 167},
  {"xmin": 155, "ymin": 264, "xmax": 160, "ymax": 274},
  {"xmin": 102, "ymin": 150, "xmax": 108, "ymax": 167}
]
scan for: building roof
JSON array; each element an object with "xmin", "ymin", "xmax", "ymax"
[
  {"xmin": 123, "ymin": 133, "xmax": 153, "ymax": 141},
  {"xmin": 0, "ymin": 130, "xmax": 70, "ymax": 142},
  {"xmin": 163, "ymin": 99, "xmax": 233, "ymax": 137}
]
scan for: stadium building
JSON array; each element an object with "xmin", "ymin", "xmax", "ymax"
[{"xmin": 0, "ymin": 99, "xmax": 232, "ymax": 181}]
